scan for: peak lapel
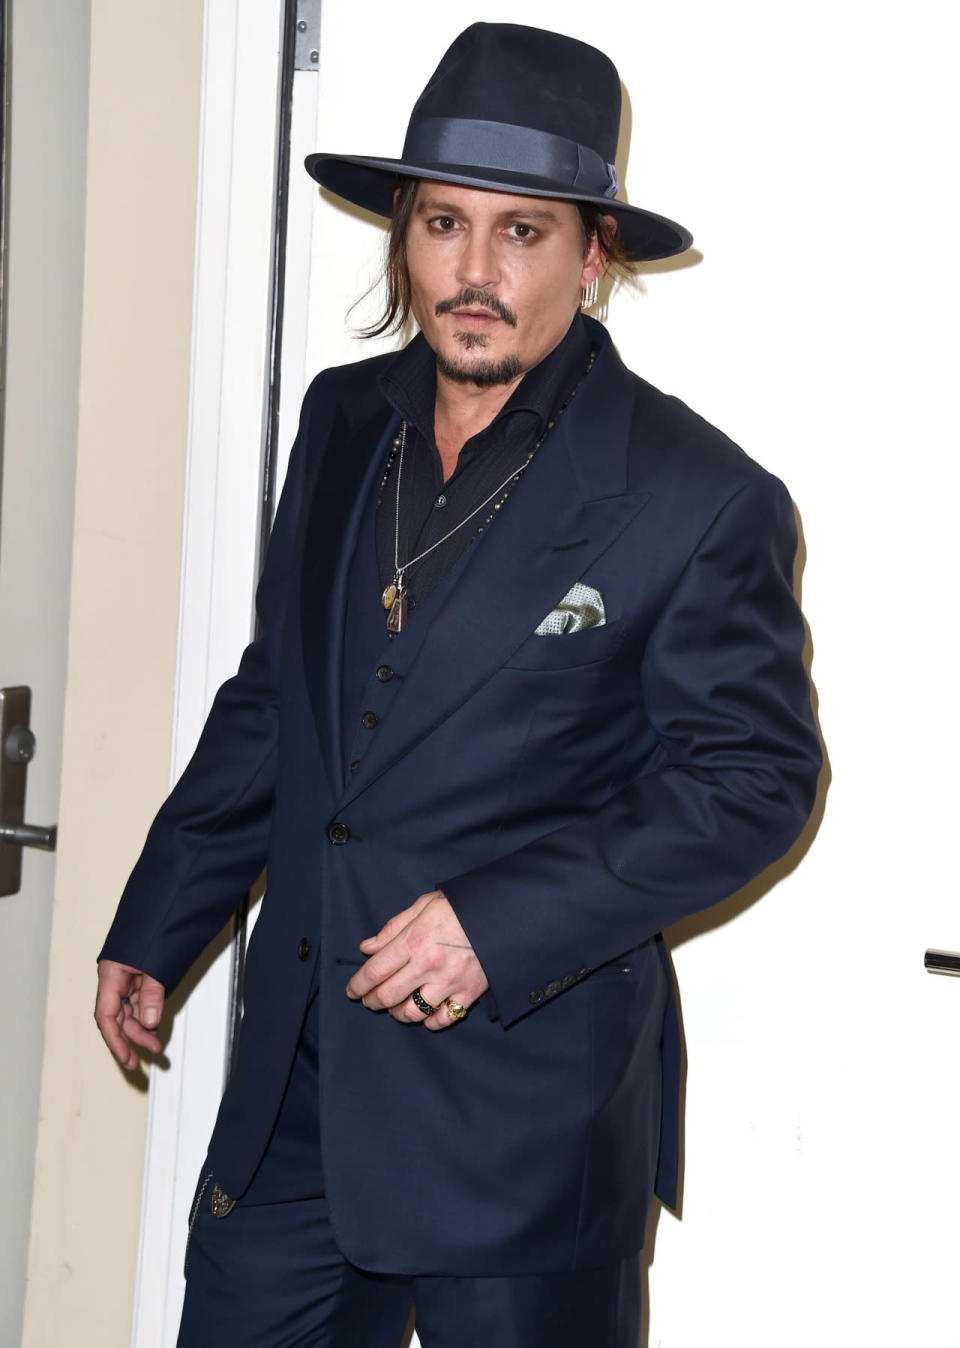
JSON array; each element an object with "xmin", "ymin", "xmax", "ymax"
[{"xmin": 338, "ymin": 341, "xmax": 649, "ymax": 805}]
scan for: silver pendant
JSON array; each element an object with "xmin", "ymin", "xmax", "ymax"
[{"xmin": 386, "ymin": 592, "xmax": 407, "ymax": 633}]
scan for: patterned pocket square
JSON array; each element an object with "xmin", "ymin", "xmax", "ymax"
[{"xmin": 534, "ymin": 582, "xmax": 606, "ymax": 635}]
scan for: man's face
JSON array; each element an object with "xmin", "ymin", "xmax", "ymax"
[{"xmin": 403, "ymin": 182, "xmax": 604, "ymax": 388}]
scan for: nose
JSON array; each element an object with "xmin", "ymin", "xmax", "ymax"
[{"xmin": 455, "ymin": 230, "xmax": 500, "ymax": 291}]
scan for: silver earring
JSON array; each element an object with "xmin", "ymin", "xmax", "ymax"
[{"xmin": 580, "ymin": 278, "xmax": 600, "ymax": 311}]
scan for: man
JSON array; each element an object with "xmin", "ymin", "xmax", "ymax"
[{"xmin": 95, "ymin": 22, "xmax": 821, "ymax": 1346}]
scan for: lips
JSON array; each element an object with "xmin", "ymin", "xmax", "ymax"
[{"xmin": 450, "ymin": 310, "xmax": 502, "ymax": 331}]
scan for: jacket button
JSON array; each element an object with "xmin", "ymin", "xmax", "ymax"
[
  {"xmin": 375, "ymin": 665, "xmax": 395, "ymax": 683},
  {"xmin": 561, "ymin": 973, "xmax": 576, "ymax": 989},
  {"xmin": 528, "ymin": 988, "xmax": 545, "ymax": 1005},
  {"xmin": 327, "ymin": 821, "xmax": 351, "ymax": 845},
  {"xmin": 577, "ymin": 967, "xmax": 591, "ymax": 979},
  {"xmin": 361, "ymin": 710, "xmax": 379, "ymax": 729},
  {"xmin": 546, "ymin": 980, "xmax": 562, "ymax": 997},
  {"xmin": 297, "ymin": 937, "xmax": 311, "ymax": 961}
]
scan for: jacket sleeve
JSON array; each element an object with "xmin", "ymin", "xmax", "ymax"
[
  {"xmin": 97, "ymin": 373, "xmax": 325, "ymax": 992},
  {"xmin": 442, "ymin": 473, "xmax": 822, "ymax": 1028}
]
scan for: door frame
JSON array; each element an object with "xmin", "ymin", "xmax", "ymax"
[{"xmin": 130, "ymin": 3, "xmax": 323, "ymax": 1340}]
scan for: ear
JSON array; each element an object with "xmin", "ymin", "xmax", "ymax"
[{"xmin": 579, "ymin": 213, "xmax": 617, "ymax": 288}]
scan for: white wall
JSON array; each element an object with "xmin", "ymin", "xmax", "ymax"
[{"xmin": 309, "ymin": 3, "xmax": 960, "ymax": 1344}]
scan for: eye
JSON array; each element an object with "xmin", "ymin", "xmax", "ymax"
[
  {"xmin": 506, "ymin": 221, "xmax": 537, "ymax": 241},
  {"xmin": 428, "ymin": 215, "xmax": 458, "ymax": 232}
]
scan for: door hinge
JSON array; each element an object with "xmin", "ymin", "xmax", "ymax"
[{"xmin": 294, "ymin": 0, "xmax": 322, "ymax": 72}]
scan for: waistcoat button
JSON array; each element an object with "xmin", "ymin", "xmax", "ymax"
[
  {"xmin": 297, "ymin": 937, "xmax": 311, "ymax": 961},
  {"xmin": 361, "ymin": 710, "xmax": 379, "ymax": 729},
  {"xmin": 375, "ymin": 665, "xmax": 395, "ymax": 682}
]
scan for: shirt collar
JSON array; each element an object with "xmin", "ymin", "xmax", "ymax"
[{"xmin": 378, "ymin": 313, "xmax": 594, "ymax": 450}]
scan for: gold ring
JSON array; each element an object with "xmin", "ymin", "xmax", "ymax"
[{"xmin": 444, "ymin": 999, "xmax": 466, "ymax": 1022}]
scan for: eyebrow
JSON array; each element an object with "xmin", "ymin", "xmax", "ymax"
[{"xmin": 416, "ymin": 198, "xmax": 562, "ymax": 224}]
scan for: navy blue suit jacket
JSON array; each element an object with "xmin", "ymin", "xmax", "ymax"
[{"xmin": 101, "ymin": 318, "xmax": 821, "ymax": 1275}]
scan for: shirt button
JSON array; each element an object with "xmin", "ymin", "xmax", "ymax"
[
  {"xmin": 375, "ymin": 664, "xmax": 395, "ymax": 683},
  {"xmin": 297, "ymin": 937, "xmax": 311, "ymax": 961},
  {"xmin": 327, "ymin": 821, "xmax": 351, "ymax": 845},
  {"xmin": 434, "ymin": 494, "xmax": 447, "ymax": 508},
  {"xmin": 528, "ymin": 988, "xmax": 545, "ymax": 1005},
  {"xmin": 361, "ymin": 711, "xmax": 379, "ymax": 729}
]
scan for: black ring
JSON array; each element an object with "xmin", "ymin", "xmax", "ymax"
[{"xmin": 411, "ymin": 987, "xmax": 436, "ymax": 1016}]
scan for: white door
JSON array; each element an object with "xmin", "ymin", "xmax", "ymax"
[{"xmin": 0, "ymin": 1, "xmax": 91, "ymax": 1343}]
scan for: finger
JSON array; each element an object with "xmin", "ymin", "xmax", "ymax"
[
  {"xmin": 388, "ymin": 983, "xmax": 448, "ymax": 1025},
  {"xmin": 95, "ymin": 969, "xmax": 136, "ymax": 1066},
  {"xmin": 358, "ymin": 892, "xmax": 436, "ymax": 952},
  {"xmin": 95, "ymin": 995, "xmax": 140, "ymax": 1069},
  {"xmin": 423, "ymin": 993, "xmax": 472, "ymax": 1033},
  {"xmin": 359, "ymin": 960, "xmax": 436, "ymax": 1013},
  {"xmin": 120, "ymin": 1008, "xmax": 164, "ymax": 1056},
  {"xmin": 137, "ymin": 974, "xmax": 165, "ymax": 1030},
  {"xmin": 346, "ymin": 946, "xmax": 411, "ymax": 1001}
]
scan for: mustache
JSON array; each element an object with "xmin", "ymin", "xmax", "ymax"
[{"xmin": 434, "ymin": 288, "xmax": 518, "ymax": 328}]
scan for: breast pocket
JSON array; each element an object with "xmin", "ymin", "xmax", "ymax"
[{"xmin": 503, "ymin": 619, "xmax": 626, "ymax": 671}]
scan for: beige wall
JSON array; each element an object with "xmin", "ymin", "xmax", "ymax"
[{"xmin": 22, "ymin": 2, "xmax": 202, "ymax": 1342}]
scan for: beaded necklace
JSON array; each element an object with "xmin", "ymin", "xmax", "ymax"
[{"xmin": 377, "ymin": 346, "xmax": 597, "ymax": 633}]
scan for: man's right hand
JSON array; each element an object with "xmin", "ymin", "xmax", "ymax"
[{"xmin": 95, "ymin": 959, "xmax": 166, "ymax": 1071}]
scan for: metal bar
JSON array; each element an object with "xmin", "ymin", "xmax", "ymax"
[
  {"xmin": 0, "ymin": 822, "xmax": 56, "ymax": 849},
  {"xmin": 924, "ymin": 949, "xmax": 960, "ymax": 977}
]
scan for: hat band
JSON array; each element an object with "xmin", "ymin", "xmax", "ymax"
[{"xmin": 402, "ymin": 117, "xmax": 619, "ymax": 199}]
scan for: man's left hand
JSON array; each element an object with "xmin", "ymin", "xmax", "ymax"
[{"xmin": 345, "ymin": 890, "xmax": 488, "ymax": 1031}]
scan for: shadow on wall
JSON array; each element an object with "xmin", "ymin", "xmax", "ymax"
[
  {"xmin": 132, "ymin": 882, "xmax": 260, "ymax": 1095},
  {"xmin": 590, "ymin": 81, "xmax": 705, "ymax": 319},
  {"xmin": 641, "ymin": 502, "xmax": 830, "ymax": 1347}
]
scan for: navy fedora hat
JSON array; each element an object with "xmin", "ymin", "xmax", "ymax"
[{"xmin": 305, "ymin": 23, "xmax": 692, "ymax": 261}]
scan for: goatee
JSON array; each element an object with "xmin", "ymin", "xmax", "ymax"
[{"xmin": 435, "ymin": 350, "xmax": 523, "ymax": 388}]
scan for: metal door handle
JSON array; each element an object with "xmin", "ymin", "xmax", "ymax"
[
  {"xmin": 1, "ymin": 686, "xmax": 58, "ymax": 898},
  {"xmin": 0, "ymin": 822, "xmax": 56, "ymax": 850},
  {"xmin": 924, "ymin": 949, "xmax": 960, "ymax": 977}
]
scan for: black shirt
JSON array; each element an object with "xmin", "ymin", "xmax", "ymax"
[{"xmin": 375, "ymin": 313, "xmax": 593, "ymax": 619}]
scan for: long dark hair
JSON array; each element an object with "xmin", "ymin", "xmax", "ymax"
[{"xmin": 356, "ymin": 178, "xmax": 637, "ymax": 339}]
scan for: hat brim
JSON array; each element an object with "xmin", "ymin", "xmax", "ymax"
[{"xmin": 305, "ymin": 153, "xmax": 692, "ymax": 262}]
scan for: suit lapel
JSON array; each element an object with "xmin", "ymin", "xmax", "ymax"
[
  {"xmin": 338, "ymin": 337, "xmax": 650, "ymax": 805},
  {"xmin": 300, "ymin": 398, "xmax": 396, "ymax": 795}
]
